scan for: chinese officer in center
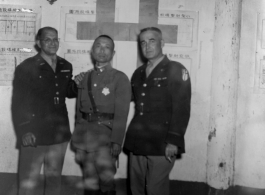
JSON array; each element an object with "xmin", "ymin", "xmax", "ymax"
[{"xmin": 71, "ymin": 35, "xmax": 131, "ymax": 195}]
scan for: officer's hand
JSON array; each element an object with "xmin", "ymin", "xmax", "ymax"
[
  {"xmin": 165, "ymin": 143, "xmax": 178, "ymax": 163},
  {"xmin": 110, "ymin": 143, "xmax": 121, "ymax": 158},
  {"xmin": 74, "ymin": 72, "xmax": 85, "ymax": 85},
  {"xmin": 22, "ymin": 132, "xmax": 36, "ymax": 147}
]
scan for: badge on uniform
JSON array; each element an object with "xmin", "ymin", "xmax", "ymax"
[
  {"xmin": 182, "ymin": 69, "xmax": 189, "ymax": 81},
  {"xmin": 102, "ymin": 87, "xmax": 110, "ymax": 96}
]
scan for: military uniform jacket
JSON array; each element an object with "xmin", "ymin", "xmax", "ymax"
[
  {"xmin": 12, "ymin": 53, "xmax": 77, "ymax": 146},
  {"xmin": 124, "ymin": 56, "xmax": 191, "ymax": 155},
  {"xmin": 74, "ymin": 65, "xmax": 131, "ymax": 146}
]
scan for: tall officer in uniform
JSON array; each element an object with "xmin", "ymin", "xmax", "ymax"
[
  {"xmin": 124, "ymin": 27, "xmax": 191, "ymax": 195},
  {"xmin": 12, "ymin": 27, "xmax": 78, "ymax": 195},
  {"xmin": 71, "ymin": 35, "xmax": 131, "ymax": 195}
]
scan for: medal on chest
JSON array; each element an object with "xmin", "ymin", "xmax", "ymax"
[{"xmin": 102, "ymin": 87, "xmax": 110, "ymax": 96}]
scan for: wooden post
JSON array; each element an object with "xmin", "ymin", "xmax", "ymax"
[{"xmin": 207, "ymin": 0, "xmax": 242, "ymax": 191}]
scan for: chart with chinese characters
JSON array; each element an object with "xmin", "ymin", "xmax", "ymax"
[
  {"xmin": 0, "ymin": 5, "xmax": 41, "ymax": 41},
  {"xmin": 59, "ymin": 42, "xmax": 94, "ymax": 76},
  {"xmin": 0, "ymin": 42, "xmax": 36, "ymax": 85},
  {"xmin": 158, "ymin": 10, "xmax": 198, "ymax": 47},
  {"xmin": 0, "ymin": 5, "xmax": 40, "ymax": 86},
  {"xmin": 60, "ymin": 6, "xmax": 96, "ymax": 42},
  {"xmin": 163, "ymin": 45, "xmax": 195, "ymax": 74}
]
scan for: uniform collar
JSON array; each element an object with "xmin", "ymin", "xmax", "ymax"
[
  {"xmin": 147, "ymin": 55, "xmax": 165, "ymax": 68},
  {"xmin": 36, "ymin": 53, "xmax": 61, "ymax": 66},
  {"xmin": 140, "ymin": 55, "xmax": 170, "ymax": 80},
  {"xmin": 95, "ymin": 63, "xmax": 112, "ymax": 73},
  {"xmin": 35, "ymin": 53, "xmax": 66, "ymax": 74}
]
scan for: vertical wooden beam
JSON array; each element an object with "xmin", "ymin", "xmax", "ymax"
[{"xmin": 207, "ymin": 0, "xmax": 242, "ymax": 191}]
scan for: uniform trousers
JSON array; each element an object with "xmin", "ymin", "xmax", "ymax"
[
  {"xmin": 129, "ymin": 152, "xmax": 175, "ymax": 195},
  {"xmin": 17, "ymin": 142, "xmax": 68, "ymax": 195},
  {"xmin": 75, "ymin": 147, "xmax": 116, "ymax": 192}
]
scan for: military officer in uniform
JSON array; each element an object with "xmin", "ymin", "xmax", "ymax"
[
  {"xmin": 12, "ymin": 27, "xmax": 77, "ymax": 195},
  {"xmin": 124, "ymin": 27, "xmax": 191, "ymax": 195},
  {"xmin": 71, "ymin": 35, "xmax": 131, "ymax": 195}
]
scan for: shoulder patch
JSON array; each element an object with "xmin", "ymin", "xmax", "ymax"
[{"xmin": 182, "ymin": 69, "xmax": 189, "ymax": 81}]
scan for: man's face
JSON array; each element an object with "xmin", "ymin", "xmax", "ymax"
[
  {"xmin": 139, "ymin": 30, "xmax": 164, "ymax": 61},
  {"xmin": 37, "ymin": 29, "xmax": 59, "ymax": 56},
  {"xmin": 91, "ymin": 37, "xmax": 115, "ymax": 64}
]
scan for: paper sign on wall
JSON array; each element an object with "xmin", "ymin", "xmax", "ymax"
[{"xmin": 0, "ymin": 41, "xmax": 36, "ymax": 86}]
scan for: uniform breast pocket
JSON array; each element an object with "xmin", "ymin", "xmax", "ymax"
[
  {"xmin": 149, "ymin": 79, "xmax": 168, "ymax": 101},
  {"xmin": 60, "ymin": 72, "xmax": 71, "ymax": 80},
  {"xmin": 57, "ymin": 72, "xmax": 72, "ymax": 93},
  {"xmin": 32, "ymin": 72, "xmax": 53, "ymax": 91},
  {"xmin": 58, "ymin": 72, "xmax": 71, "ymax": 84}
]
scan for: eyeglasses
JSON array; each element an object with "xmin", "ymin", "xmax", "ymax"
[{"xmin": 40, "ymin": 38, "xmax": 60, "ymax": 44}]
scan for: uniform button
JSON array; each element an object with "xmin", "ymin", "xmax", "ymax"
[
  {"xmin": 141, "ymin": 93, "xmax": 145, "ymax": 96},
  {"xmin": 94, "ymin": 84, "xmax": 97, "ymax": 87},
  {"xmin": 39, "ymin": 76, "xmax": 42, "ymax": 78},
  {"xmin": 143, "ymin": 83, "xmax": 147, "ymax": 87},
  {"xmin": 55, "ymin": 76, "xmax": 57, "ymax": 78},
  {"xmin": 32, "ymin": 114, "xmax": 35, "ymax": 117},
  {"xmin": 140, "ymin": 102, "xmax": 144, "ymax": 105},
  {"xmin": 55, "ymin": 83, "xmax": 58, "ymax": 86},
  {"xmin": 158, "ymin": 84, "xmax": 161, "ymax": 87},
  {"xmin": 56, "ymin": 92, "xmax": 59, "ymax": 95},
  {"xmin": 140, "ymin": 112, "xmax": 143, "ymax": 115}
]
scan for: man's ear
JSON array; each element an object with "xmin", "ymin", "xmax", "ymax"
[
  {"xmin": 36, "ymin": 40, "xmax": 41, "ymax": 49},
  {"xmin": 161, "ymin": 39, "xmax": 165, "ymax": 48},
  {"xmin": 112, "ymin": 50, "xmax": 116, "ymax": 58}
]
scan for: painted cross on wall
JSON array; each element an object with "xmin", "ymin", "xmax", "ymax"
[
  {"xmin": 76, "ymin": 0, "xmax": 178, "ymax": 44},
  {"xmin": 60, "ymin": 0, "xmax": 197, "ymax": 46}
]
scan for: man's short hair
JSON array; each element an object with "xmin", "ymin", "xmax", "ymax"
[
  {"xmin": 36, "ymin": 27, "xmax": 58, "ymax": 40},
  {"xmin": 140, "ymin": 27, "xmax": 162, "ymax": 37},
  {"xmin": 94, "ymin": 35, "xmax": 115, "ymax": 50}
]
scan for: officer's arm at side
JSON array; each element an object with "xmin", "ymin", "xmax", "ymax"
[
  {"xmin": 111, "ymin": 72, "xmax": 131, "ymax": 146},
  {"xmin": 165, "ymin": 63, "xmax": 191, "ymax": 153},
  {"xmin": 11, "ymin": 63, "xmax": 35, "ymax": 140},
  {"xmin": 66, "ymin": 64, "xmax": 78, "ymax": 98}
]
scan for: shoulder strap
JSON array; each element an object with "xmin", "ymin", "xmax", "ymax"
[{"xmin": 87, "ymin": 71, "xmax": 98, "ymax": 113}]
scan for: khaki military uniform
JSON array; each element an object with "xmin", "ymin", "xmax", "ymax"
[{"xmin": 72, "ymin": 65, "xmax": 131, "ymax": 192}]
